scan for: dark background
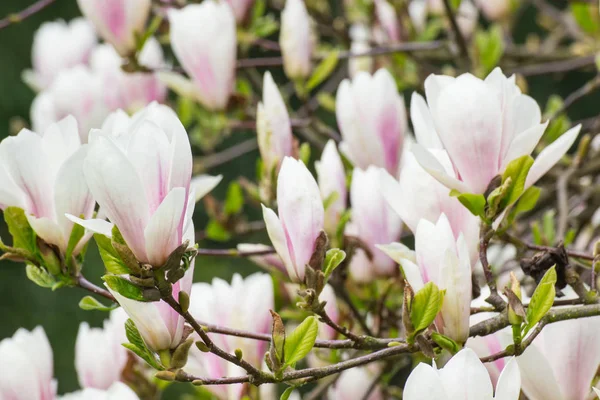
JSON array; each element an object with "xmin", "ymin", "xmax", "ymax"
[{"xmin": 0, "ymin": 0, "xmax": 598, "ymax": 395}]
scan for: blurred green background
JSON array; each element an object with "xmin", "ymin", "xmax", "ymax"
[{"xmin": 0, "ymin": 0, "xmax": 599, "ymax": 396}]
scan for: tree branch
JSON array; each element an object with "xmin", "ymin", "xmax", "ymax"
[{"xmin": 0, "ymin": 0, "xmax": 56, "ymax": 30}]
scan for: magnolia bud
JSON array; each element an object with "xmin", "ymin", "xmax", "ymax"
[{"xmin": 279, "ymin": 0, "xmax": 315, "ymax": 80}]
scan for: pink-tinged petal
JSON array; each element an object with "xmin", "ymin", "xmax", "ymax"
[
  {"xmin": 26, "ymin": 215, "xmax": 65, "ymax": 251},
  {"xmin": 107, "ymin": 287, "xmax": 173, "ymax": 351},
  {"xmin": 66, "ymin": 215, "xmax": 114, "ymax": 238},
  {"xmin": 403, "ymin": 363, "xmax": 447, "ymax": 400},
  {"xmin": 516, "ymin": 338, "xmax": 563, "ymax": 400},
  {"xmin": 279, "ymin": 0, "xmax": 314, "ymax": 79},
  {"xmin": 316, "ymin": 140, "xmax": 347, "ymax": 236},
  {"xmin": 0, "ymin": 160, "xmax": 27, "ymax": 211},
  {"xmin": 512, "ymin": 95, "xmax": 543, "ymax": 141},
  {"xmin": 439, "ymin": 235, "xmax": 472, "ymax": 343},
  {"xmin": 157, "ymin": 71, "xmax": 202, "ymax": 101},
  {"xmin": 398, "ymin": 258, "xmax": 425, "ymax": 291},
  {"xmin": 412, "ymin": 144, "xmax": 471, "ymax": 193},
  {"xmin": 318, "ymin": 284, "xmax": 339, "ymax": 340},
  {"xmin": 168, "ymin": 2, "xmax": 236, "ymax": 110},
  {"xmin": 494, "ymin": 357, "xmax": 521, "ymax": 400},
  {"xmin": 540, "ymin": 317, "xmax": 600, "ymax": 400},
  {"xmin": 237, "ymin": 243, "xmax": 287, "ymax": 274},
  {"xmin": 262, "ymin": 204, "xmax": 297, "ymax": 281},
  {"xmin": 84, "ymin": 136, "xmax": 149, "ymax": 262},
  {"xmin": 277, "ymin": 158, "xmax": 324, "ymax": 280},
  {"xmin": 0, "ymin": 129, "xmax": 54, "ymax": 218},
  {"xmin": 415, "ymin": 214, "xmax": 456, "ymax": 286},
  {"xmin": 126, "ymin": 120, "xmax": 171, "ymax": 212},
  {"xmin": 501, "ymin": 122, "xmax": 548, "ymax": 171},
  {"xmin": 144, "ymin": 187, "xmax": 187, "ymax": 267},
  {"xmin": 439, "ymin": 348, "xmax": 494, "ymax": 399},
  {"xmin": 423, "ymin": 74, "xmax": 455, "ymax": 110},
  {"xmin": 411, "ymin": 92, "xmax": 443, "ymax": 149},
  {"xmin": 431, "ymin": 74, "xmax": 503, "ymax": 194},
  {"xmin": 374, "ymin": 0, "xmax": 400, "ymax": 42},
  {"xmin": 54, "ymin": 147, "xmax": 95, "ymax": 245},
  {"xmin": 525, "ymin": 125, "xmax": 580, "ymax": 189},
  {"xmin": 191, "ymin": 175, "xmax": 222, "ymax": 202}
]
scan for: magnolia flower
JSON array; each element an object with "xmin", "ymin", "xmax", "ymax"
[
  {"xmin": 263, "ymin": 157, "xmax": 324, "ymax": 282},
  {"xmin": 347, "ymin": 167, "xmax": 402, "ymax": 282},
  {"xmin": 0, "ymin": 116, "xmax": 94, "ymax": 255},
  {"xmin": 456, "ymin": 0, "xmax": 478, "ymax": 38},
  {"xmin": 75, "ymin": 308, "xmax": 129, "ymax": 390},
  {"xmin": 257, "ymin": 72, "xmax": 293, "ymax": 173},
  {"xmin": 336, "ymin": 69, "xmax": 407, "ymax": 175},
  {"xmin": 403, "ymin": 348, "xmax": 521, "ymax": 399},
  {"xmin": 374, "ymin": 0, "xmax": 400, "ymax": 43},
  {"xmin": 383, "ymin": 214, "xmax": 471, "ymax": 343},
  {"xmin": 90, "ymin": 38, "xmax": 167, "ymax": 112},
  {"xmin": 76, "ymin": 0, "xmax": 152, "ymax": 56},
  {"xmin": 279, "ymin": 0, "xmax": 314, "ymax": 80},
  {"xmin": 412, "ymin": 68, "xmax": 581, "ymax": 195},
  {"xmin": 315, "ymin": 140, "xmax": 347, "ymax": 238},
  {"xmin": 69, "ymin": 102, "xmax": 198, "ymax": 267},
  {"xmin": 327, "ymin": 366, "xmax": 383, "ymax": 400},
  {"xmin": 226, "ymin": 0, "xmax": 255, "ymax": 23},
  {"xmin": 516, "ymin": 317, "xmax": 600, "ymax": 400},
  {"xmin": 163, "ymin": 1, "xmax": 237, "ymax": 110},
  {"xmin": 59, "ymin": 382, "xmax": 139, "ymax": 400},
  {"xmin": 348, "ymin": 24, "xmax": 373, "ymax": 78},
  {"xmin": 23, "ymin": 18, "xmax": 97, "ymax": 91},
  {"xmin": 475, "ymin": 0, "xmax": 511, "ymax": 20},
  {"xmin": 0, "ymin": 327, "xmax": 56, "ymax": 400},
  {"xmin": 379, "ymin": 150, "xmax": 480, "ymax": 265},
  {"xmin": 186, "ymin": 273, "xmax": 273, "ymax": 400},
  {"xmin": 30, "ymin": 65, "xmax": 109, "ymax": 141}
]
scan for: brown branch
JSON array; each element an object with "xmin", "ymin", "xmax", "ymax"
[
  {"xmin": 480, "ymin": 225, "xmax": 506, "ymax": 310},
  {"xmin": 507, "ymin": 55, "xmax": 596, "ymax": 77},
  {"xmin": 196, "ymin": 247, "xmax": 276, "ymax": 257},
  {"xmin": 77, "ymin": 275, "xmax": 116, "ymax": 302},
  {"xmin": 548, "ymin": 75, "xmax": 600, "ymax": 120},
  {"xmin": 502, "ymin": 233, "xmax": 594, "ymax": 261},
  {"xmin": 0, "ymin": 0, "xmax": 56, "ymax": 30},
  {"xmin": 316, "ymin": 308, "xmax": 367, "ymax": 344},
  {"xmin": 441, "ymin": 0, "xmax": 470, "ymax": 66},
  {"xmin": 194, "ymin": 139, "xmax": 258, "ymax": 172}
]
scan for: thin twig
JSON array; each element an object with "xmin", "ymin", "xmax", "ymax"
[
  {"xmin": 196, "ymin": 247, "xmax": 276, "ymax": 257},
  {"xmin": 507, "ymin": 55, "xmax": 596, "ymax": 77},
  {"xmin": 316, "ymin": 308, "xmax": 367, "ymax": 344},
  {"xmin": 502, "ymin": 233, "xmax": 595, "ymax": 261},
  {"xmin": 480, "ymin": 225, "xmax": 506, "ymax": 310},
  {"xmin": 548, "ymin": 75, "xmax": 600, "ymax": 120},
  {"xmin": 194, "ymin": 139, "xmax": 258, "ymax": 172},
  {"xmin": 77, "ymin": 275, "xmax": 116, "ymax": 302},
  {"xmin": 0, "ymin": 0, "xmax": 56, "ymax": 30},
  {"xmin": 441, "ymin": 0, "xmax": 470, "ymax": 66}
]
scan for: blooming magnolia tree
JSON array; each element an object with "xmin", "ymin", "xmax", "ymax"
[{"xmin": 3, "ymin": 0, "xmax": 600, "ymax": 399}]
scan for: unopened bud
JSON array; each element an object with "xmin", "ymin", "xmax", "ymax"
[
  {"xmin": 155, "ymin": 371, "xmax": 176, "ymax": 381},
  {"xmin": 195, "ymin": 341, "xmax": 210, "ymax": 353},
  {"xmin": 38, "ymin": 241, "xmax": 62, "ymax": 277},
  {"xmin": 234, "ymin": 348, "xmax": 243, "ymax": 361},
  {"xmin": 171, "ymin": 338, "xmax": 194, "ymax": 369},
  {"xmin": 506, "ymin": 272, "xmax": 525, "ymax": 326},
  {"xmin": 179, "ymin": 291, "xmax": 190, "ymax": 313}
]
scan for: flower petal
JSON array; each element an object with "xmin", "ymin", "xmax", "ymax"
[
  {"xmin": 26, "ymin": 215, "xmax": 65, "ymax": 251},
  {"xmin": 403, "ymin": 363, "xmax": 447, "ymax": 400},
  {"xmin": 411, "ymin": 92, "xmax": 442, "ymax": 148},
  {"xmin": 191, "ymin": 174, "xmax": 222, "ymax": 202},
  {"xmin": 494, "ymin": 357, "xmax": 521, "ymax": 400},
  {"xmin": 66, "ymin": 214, "xmax": 114, "ymax": 237},
  {"xmin": 440, "ymin": 348, "xmax": 494, "ymax": 399},
  {"xmin": 262, "ymin": 204, "xmax": 297, "ymax": 281},
  {"xmin": 412, "ymin": 144, "xmax": 471, "ymax": 193}
]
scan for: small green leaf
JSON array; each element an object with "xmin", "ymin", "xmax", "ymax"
[
  {"xmin": 270, "ymin": 310, "xmax": 286, "ymax": 364},
  {"xmin": 306, "ymin": 51, "xmax": 339, "ymax": 91},
  {"xmin": 283, "ymin": 316, "xmax": 319, "ymax": 367},
  {"xmin": 25, "ymin": 264, "xmax": 56, "ymax": 288},
  {"xmin": 501, "ymin": 155, "xmax": 534, "ymax": 208},
  {"xmin": 95, "ymin": 234, "xmax": 130, "ymax": 275},
  {"xmin": 122, "ymin": 343, "xmax": 164, "ymax": 370},
  {"xmin": 450, "ymin": 190, "xmax": 486, "ymax": 218},
  {"xmin": 102, "ymin": 275, "xmax": 146, "ymax": 301},
  {"xmin": 524, "ymin": 266, "xmax": 557, "ymax": 335},
  {"xmin": 410, "ymin": 282, "xmax": 445, "ymax": 339},
  {"xmin": 531, "ymin": 221, "xmax": 542, "ymax": 245},
  {"xmin": 323, "ymin": 248, "xmax": 346, "ymax": 278},
  {"xmin": 79, "ymin": 296, "xmax": 117, "ymax": 311},
  {"xmin": 280, "ymin": 387, "xmax": 296, "ymax": 400},
  {"xmin": 431, "ymin": 332, "xmax": 460, "ymax": 354},
  {"xmin": 564, "ymin": 229, "xmax": 576, "ymax": 247},
  {"xmin": 299, "ymin": 143, "xmax": 311, "ymax": 165},
  {"xmin": 571, "ymin": 3, "xmax": 600, "ymax": 34},
  {"xmin": 335, "ymin": 210, "xmax": 352, "ymax": 245},
  {"xmin": 475, "ymin": 24, "xmax": 505, "ymax": 75},
  {"xmin": 317, "ymin": 92, "xmax": 336, "ymax": 112},
  {"xmin": 542, "ymin": 210, "xmax": 556, "ymax": 246},
  {"xmin": 65, "ymin": 223, "xmax": 85, "ymax": 267},
  {"xmin": 450, "ymin": 0, "xmax": 462, "ymax": 9},
  {"xmin": 205, "ymin": 219, "xmax": 232, "ymax": 242},
  {"xmin": 224, "ymin": 182, "xmax": 244, "ymax": 216},
  {"xmin": 4, "ymin": 207, "xmax": 37, "ymax": 258},
  {"xmin": 514, "ymin": 186, "xmax": 541, "ymax": 215},
  {"xmin": 323, "ymin": 192, "xmax": 339, "ymax": 211}
]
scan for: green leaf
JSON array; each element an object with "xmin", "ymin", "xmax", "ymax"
[
  {"xmin": 450, "ymin": 0, "xmax": 462, "ymax": 9},
  {"xmin": 136, "ymin": 15, "xmax": 163, "ymax": 52},
  {"xmin": 123, "ymin": 318, "xmax": 164, "ymax": 370},
  {"xmin": 524, "ymin": 266, "xmax": 557, "ymax": 335},
  {"xmin": 65, "ymin": 222, "xmax": 85, "ymax": 268},
  {"xmin": 283, "ymin": 316, "xmax": 318, "ymax": 367},
  {"xmin": 280, "ymin": 387, "xmax": 296, "ymax": 400},
  {"xmin": 79, "ymin": 296, "xmax": 117, "ymax": 312},
  {"xmin": 123, "ymin": 343, "xmax": 164, "ymax": 370},
  {"xmin": 475, "ymin": 24, "xmax": 505, "ymax": 75},
  {"xmin": 542, "ymin": 210, "xmax": 556, "ymax": 246},
  {"xmin": 4, "ymin": 207, "xmax": 37, "ymax": 257},
  {"xmin": 323, "ymin": 248, "xmax": 346, "ymax": 278},
  {"xmin": 25, "ymin": 264, "xmax": 56, "ymax": 288},
  {"xmin": 544, "ymin": 96, "xmax": 571, "ymax": 143},
  {"xmin": 102, "ymin": 275, "xmax": 146, "ymax": 301},
  {"xmin": 450, "ymin": 190, "xmax": 486, "ymax": 218},
  {"xmin": 205, "ymin": 219, "xmax": 232, "ymax": 242},
  {"xmin": 514, "ymin": 186, "xmax": 541, "ymax": 215},
  {"xmin": 95, "ymin": 234, "xmax": 130, "ymax": 275},
  {"xmin": 316, "ymin": 92, "xmax": 336, "ymax": 112},
  {"xmin": 306, "ymin": 51, "xmax": 339, "ymax": 91},
  {"xmin": 251, "ymin": 15, "xmax": 279, "ymax": 38},
  {"xmin": 323, "ymin": 192, "xmax": 339, "ymax": 211},
  {"xmin": 410, "ymin": 282, "xmax": 445, "ymax": 339},
  {"xmin": 501, "ymin": 155, "xmax": 534, "ymax": 208},
  {"xmin": 564, "ymin": 229, "xmax": 576, "ymax": 247},
  {"xmin": 531, "ymin": 221, "xmax": 542, "ymax": 245},
  {"xmin": 431, "ymin": 332, "xmax": 460, "ymax": 354},
  {"xmin": 299, "ymin": 143, "xmax": 311, "ymax": 165},
  {"xmin": 224, "ymin": 182, "xmax": 244, "ymax": 216},
  {"xmin": 571, "ymin": 3, "xmax": 599, "ymax": 34},
  {"xmin": 335, "ymin": 210, "xmax": 352, "ymax": 245}
]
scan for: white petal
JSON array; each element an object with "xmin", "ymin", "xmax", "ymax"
[
  {"xmin": 191, "ymin": 174, "xmax": 222, "ymax": 202},
  {"xmin": 412, "ymin": 144, "xmax": 471, "ymax": 193},
  {"xmin": 494, "ymin": 357, "xmax": 521, "ymax": 400},
  {"xmin": 262, "ymin": 204, "xmax": 297, "ymax": 282},
  {"xmin": 501, "ymin": 122, "xmax": 548, "ymax": 171},
  {"xmin": 157, "ymin": 71, "xmax": 202, "ymax": 100},
  {"xmin": 411, "ymin": 92, "xmax": 442, "ymax": 148},
  {"xmin": 440, "ymin": 348, "xmax": 494, "ymax": 399},
  {"xmin": 525, "ymin": 125, "xmax": 580, "ymax": 189},
  {"xmin": 517, "ymin": 339, "xmax": 563, "ymax": 400},
  {"xmin": 26, "ymin": 215, "xmax": 65, "ymax": 251},
  {"xmin": 66, "ymin": 215, "xmax": 114, "ymax": 237},
  {"xmin": 144, "ymin": 187, "xmax": 187, "ymax": 267},
  {"xmin": 403, "ymin": 363, "xmax": 448, "ymax": 400}
]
